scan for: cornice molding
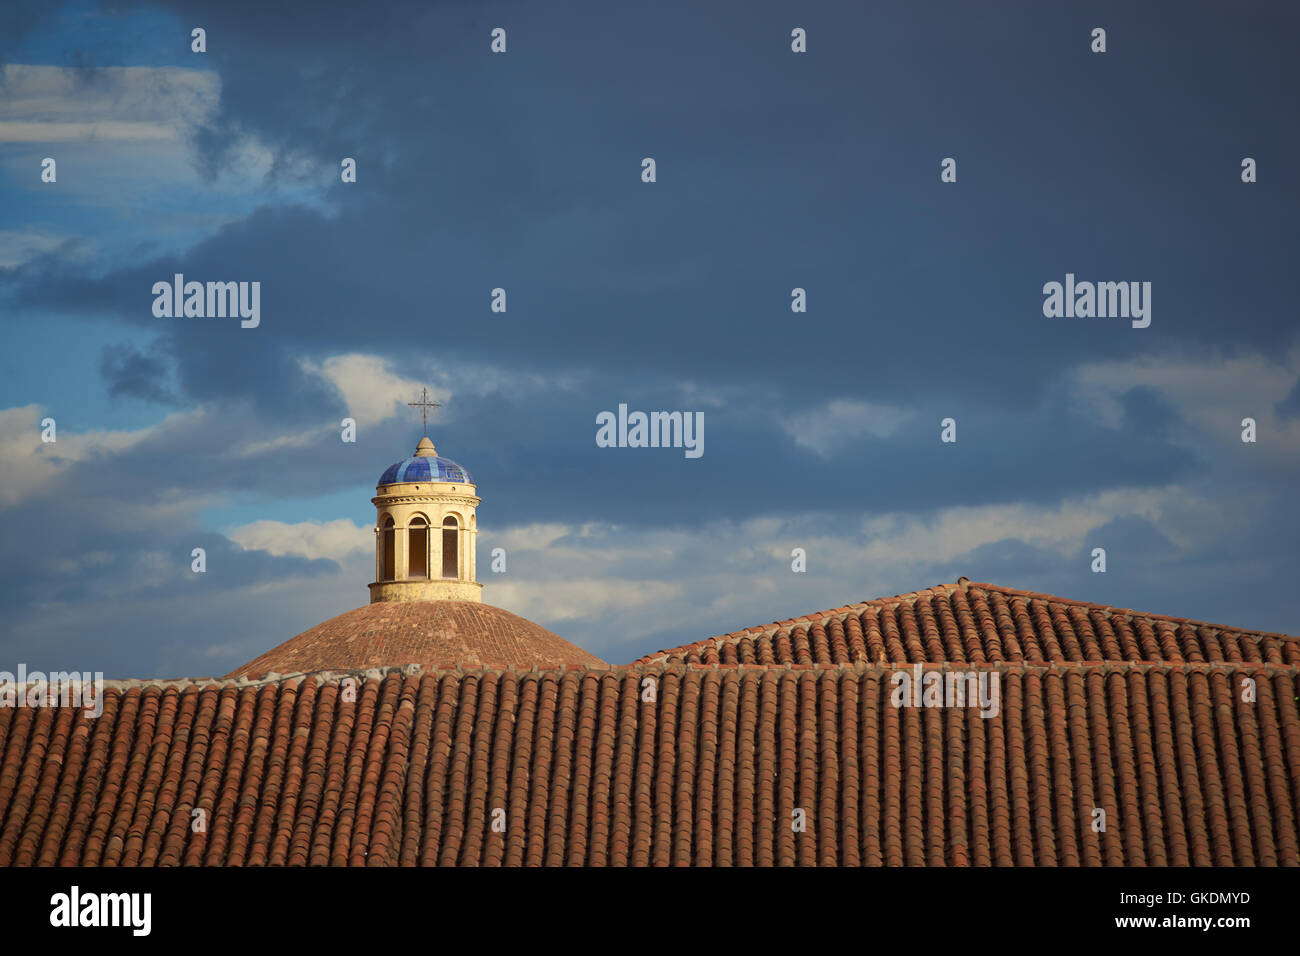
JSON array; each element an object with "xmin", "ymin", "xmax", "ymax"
[{"xmin": 371, "ymin": 493, "xmax": 482, "ymax": 507}]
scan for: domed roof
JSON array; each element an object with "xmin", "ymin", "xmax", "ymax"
[
  {"xmin": 225, "ymin": 601, "xmax": 605, "ymax": 678},
  {"xmin": 379, "ymin": 436, "xmax": 472, "ymax": 486},
  {"xmin": 379, "ymin": 456, "xmax": 471, "ymax": 485}
]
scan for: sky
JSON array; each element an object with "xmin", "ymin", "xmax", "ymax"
[{"xmin": 1, "ymin": 0, "xmax": 1297, "ymax": 678}]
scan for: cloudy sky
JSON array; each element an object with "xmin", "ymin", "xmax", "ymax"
[{"xmin": 1, "ymin": 0, "xmax": 1297, "ymax": 678}]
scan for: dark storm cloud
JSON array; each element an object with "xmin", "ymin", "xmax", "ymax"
[
  {"xmin": 1276, "ymin": 381, "xmax": 1300, "ymax": 420},
  {"xmin": 3, "ymin": 0, "xmax": 1297, "ymax": 673},
  {"xmin": 0, "ymin": 4, "xmax": 47, "ymax": 66},
  {"xmin": 100, "ymin": 341, "xmax": 180, "ymax": 405},
  {"xmin": 9, "ymin": 0, "xmax": 1300, "ymax": 412},
  {"xmin": 0, "ymin": 482, "xmax": 336, "ymax": 616}
]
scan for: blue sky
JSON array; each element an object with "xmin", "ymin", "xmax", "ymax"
[{"xmin": 1, "ymin": 0, "xmax": 1298, "ymax": 677}]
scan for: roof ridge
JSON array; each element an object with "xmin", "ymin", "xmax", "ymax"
[
  {"xmin": 47, "ymin": 655, "xmax": 1300, "ymax": 693},
  {"xmin": 636, "ymin": 579, "xmax": 1300, "ymax": 664},
  {"xmin": 965, "ymin": 581, "xmax": 1300, "ymax": 643},
  {"xmin": 635, "ymin": 581, "xmax": 965, "ymax": 664}
]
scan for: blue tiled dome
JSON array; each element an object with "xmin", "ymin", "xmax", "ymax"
[
  {"xmin": 379, "ymin": 455, "xmax": 471, "ymax": 486},
  {"xmin": 379, "ymin": 438, "xmax": 472, "ymax": 486}
]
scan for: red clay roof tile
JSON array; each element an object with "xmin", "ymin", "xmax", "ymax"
[
  {"xmin": 1, "ymin": 658, "xmax": 1296, "ymax": 866},
  {"xmin": 3, "ymin": 580, "xmax": 1298, "ymax": 866},
  {"xmin": 638, "ymin": 581, "xmax": 1300, "ymax": 667},
  {"xmin": 228, "ymin": 601, "xmax": 606, "ymax": 679}
]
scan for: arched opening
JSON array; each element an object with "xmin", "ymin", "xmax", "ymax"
[
  {"xmin": 408, "ymin": 515, "xmax": 429, "ymax": 579},
  {"xmin": 442, "ymin": 515, "xmax": 459, "ymax": 579},
  {"xmin": 381, "ymin": 515, "xmax": 396, "ymax": 580}
]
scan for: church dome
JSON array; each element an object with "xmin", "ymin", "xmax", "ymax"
[
  {"xmin": 378, "ymin": 436, "xmax": 471, "ymax": 486},
  {"xmin": 226, "ymin": 601, "xmax": 606, "ymax": 678}
]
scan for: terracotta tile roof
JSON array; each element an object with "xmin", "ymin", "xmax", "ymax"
[
  {"xmin": 3, "ymin": 581, "xmax": 1297, "ymax": 866},
  {"xmin": 636, "ymin": 579, "xmax": 1300, "ymax": 667},
  {"xmin": 227, "ymin": 601, "xmax": 606, "ymax": 679},
  {"xmin": 2, "ymin": 659, "xmax": 1297, "ymax": 866}
]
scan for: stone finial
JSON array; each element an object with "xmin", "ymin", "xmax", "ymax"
[{"xmin": 414, "ymin": 436, "xmax": 437, "ymax": 457}]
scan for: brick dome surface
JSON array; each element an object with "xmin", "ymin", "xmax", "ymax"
[{"xmin": 226, "ymin": 601, "xmax": 604, "ymax": 678}]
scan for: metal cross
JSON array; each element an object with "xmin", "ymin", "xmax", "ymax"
[{"xmin": 407, "ymin": 387, "xmax": 441, "ymax": 434}]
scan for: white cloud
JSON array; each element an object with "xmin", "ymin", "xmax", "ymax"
[
  {"xmin": 781, "ymin": 398, "xmax": 914, "ymax": 456},
  {"xmin": 0, "ymin": 120, "xmax": 182, "ymax": 142},
  {"xmin": 301, "ymin": 354, "xmax": 447, "ymax": 429},
  {"xmin": 490, "ymin": 522, "xmax": 573, "ymax": 552},
  {"xmin": 0, "ymin": 404, "xmax": 157, "ymax": 507},
  {"xmin": 473, "ymin": 482, "xmax": 1211, "ymax": 654},
  {"xmin": 229, "ymin": 518, "xmax": 370, "ymax": 561},
  {"xmin": 0, "ymin": 65, "xmax": 219, "ymax": 143},
  {"xmin": 1071, "ymin": 348, "xmax": 1300, "ymax": 462},
  {"xmin": 0, "ymin": 63, "xmax": 320, "ymax": 215},
  {"xmin": 853, "ymin": 488, "xmax": 1172, "ymax": 564},
  {"xmin": 490, "ymin": 579, "xmax": 683, "ymax": 623},
  {"xmin": 0, "ymin": 229, "xmax": 66, "ymax": 267},
  {"xmin": 225, "ymin": 427, "xmax": 329, "ymax": 458}
]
